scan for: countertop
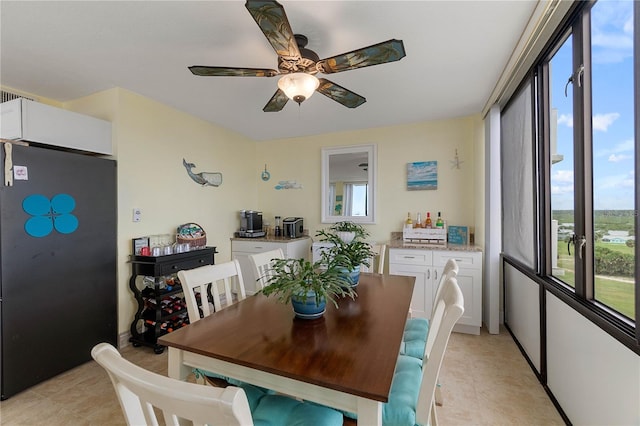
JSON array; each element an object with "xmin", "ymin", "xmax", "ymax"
[
  {"xmin": 230, "ymin": 235, "xmax": 312, "ymax": 243},
  {"xmin": 388, "ymin": 232, "xmax": 482, "ymax": 252},
  {"xmin": 230, "ymin": 233, "xmax": 480, "ymax": 251}
]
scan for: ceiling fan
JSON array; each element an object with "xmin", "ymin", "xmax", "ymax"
[{"xmin": 189, "ymin": 0, "xmax": 406, "ymax": 112}]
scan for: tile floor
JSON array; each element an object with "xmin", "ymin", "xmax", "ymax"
[{"xmin": 0, "ymin": 327, "xmax": 565, "ymax": 425}]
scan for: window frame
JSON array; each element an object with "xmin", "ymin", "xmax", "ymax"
[{"xmin": 534, "ymin": 0, "xmax": 640, "ymax": 350}]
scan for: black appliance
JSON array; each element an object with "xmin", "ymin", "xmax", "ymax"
[
  {"xmin": 283, "ymin": 217, "xmax": 304, "ymax": 239},
  {"xmin": 237, "ymin": 210, "xmax": 265, "ymax": 238},
  {"xmin": 0, "ymin": 143, "xmax": 117, "ymax": 399}
]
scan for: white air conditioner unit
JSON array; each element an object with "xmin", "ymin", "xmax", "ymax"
[{"xmin": 0, "ymin": 98, "xmax": 112, "ymax": 155}]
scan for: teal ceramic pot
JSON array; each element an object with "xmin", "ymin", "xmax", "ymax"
[
  {"xmin": 291, "ymin": 290, "xmax": 326, "ymax": 319},
  {"xmin": 339, "ymin": 265, "xmax": 361, "ymax": 287}
]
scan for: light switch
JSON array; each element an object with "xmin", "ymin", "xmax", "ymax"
[{"xmin": 132, "ymin": 208, "xmax": 142, "ymax": 222}]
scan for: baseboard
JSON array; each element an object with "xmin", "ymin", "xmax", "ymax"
[{"xmin": 118, "ymin": 331, "xmax": 131, "ymax": 349}]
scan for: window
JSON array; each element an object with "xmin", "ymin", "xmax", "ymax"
[
  {"xmin": 548, "ymin": 33, "xmax": 576, "ymax": 289},
  {"xmin": 541, "ymin": 1, "xmax": 636, "ymax": 322}
]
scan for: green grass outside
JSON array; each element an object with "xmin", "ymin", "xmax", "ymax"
[
  {"xmin": 555, "ymin": 253, "xmax": 635, "ymax": 319},
  {"xmin": 551, "ymin": 210, "xmax": 635, "ymax": 319},
  {"xmin": 596, "ymin": 241, "xmax": 634, "ymax": 255}
]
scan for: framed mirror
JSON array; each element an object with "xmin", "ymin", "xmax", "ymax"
[{"xmin": 321, "ymin": 144, "xmax": 376, "ymax": 224}]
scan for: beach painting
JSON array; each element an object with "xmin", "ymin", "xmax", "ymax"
[{"xmin": 407, "ymin": 161, "xmax": 438, "ymax": 190}]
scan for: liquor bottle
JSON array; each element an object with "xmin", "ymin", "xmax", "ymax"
[
  {"xmin": 405, "ymin": 212, "xmax": 413, "ymax": 228},
  {"xmin": 415, "ymin": 212, "xmax": 422, "ymax": 228},
  {"xmin": 436, "ymin": 212, "xmax": 444, "ymax": 228},
  {"xmin": 425, "ymin": 212, "xmax": 432, "ymax": 228}
]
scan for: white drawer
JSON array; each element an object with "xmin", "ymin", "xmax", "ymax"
[
  {"xmin": 231, "ymin": 241, "xmax": 281, "ymax": 254},
  {"xmin": 432, "ymin": 250, "xmax": 482, "ymax": 270},
  {"xmin": 389, "ymin": 249, "xmax": 432, "ymax": 265}
]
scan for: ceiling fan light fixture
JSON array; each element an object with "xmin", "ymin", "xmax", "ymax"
[{"xmin": 277, "ymin": 73, "xmax": 319, "ymax": 105}]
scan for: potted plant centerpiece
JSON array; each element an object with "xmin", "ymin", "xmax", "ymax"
[
  {"xmin": 259, "ymin": 257, "xmax": 356, "ymax": 319},
  {"xmin": 329, "ymin": 221, "xmax": 368, "ymax": 244},
  {"xmin": 316, "ymin": 221, "xmax": 376, "ymax": 287}
]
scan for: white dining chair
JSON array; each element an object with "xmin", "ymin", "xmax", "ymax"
[
  {"xmin": 361, "ymin": 243, "xmax": 386, "ymax": 274},
  {"xmin": 178, "ymin": 259, "xmax": 247, "ymax": 323},
  {"xmin": 248, "ymin": 248, "xmax": 284, "ymax": 290},
  {"xmin": 372, "ymin": 243, "xmax": 387, "ymax": 274},
  {"xmin": 401, "ymin": 258, "xmax": 458, "ymax": 406},
  {"xmin": 431, "ymin": 258, "xmax": 459, "ymax": 322},
  {"xmin": 415, "ymin": 276, "xmax": 464, "ymax": 425},
  {"xmin": 91, "ymin": 343, "xmax": 344, "ymax": 426},
  {"xmin": 342, "ymin": 276, "xmax": 464, "ymax": 426},
  {"xmin": 177, "ymin": 260, "xmax": 247, "ymax": 386},
  {"xmin": 427, "ymin": 259, "xmax": 458, "ymax": 408}
]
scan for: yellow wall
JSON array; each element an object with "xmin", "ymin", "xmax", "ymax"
[
  {"xmin": 65, "ymin": 88, "xmax": 257, "ymax": 334},
  {"xmin": 256, "ymin": 116, "xmax": 482, "ymax": 244},
  {"xmin": 45, "ymin": 88, "xmax": 484, "ymax": 337}
]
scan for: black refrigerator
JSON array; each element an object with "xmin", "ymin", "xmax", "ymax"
[{"xmin": 0, "ymin": 142, "xmax": 117, "ymax": 400}]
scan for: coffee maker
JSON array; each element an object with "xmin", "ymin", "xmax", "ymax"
[{"xmin": 236, "ymin": 210, "xmax": 265, "ymax": 238}]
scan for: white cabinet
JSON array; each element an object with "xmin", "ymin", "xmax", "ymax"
[
  {"xmin": 388, "ymin": 249, "xmax": 435, "ymax": 318},
  {"xmin": 231, "ymin": 237, "xmax": 312, "ymax": 295},
  {"xmin": 389, "ymin": 248, "xmax": 482, "ymax": 335}
]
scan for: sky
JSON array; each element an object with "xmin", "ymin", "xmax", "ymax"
[{"xmin": 551, "ymin": 0, "xmax": 635, "ymax": 210}]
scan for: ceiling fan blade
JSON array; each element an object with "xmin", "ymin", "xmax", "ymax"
[
  {"xmin": 189, "ymin": 66, "xmax": 278, "ymax": 77},
  {"xmin": 317, "ymin": 39, "xmax": 406, "ymax": 74},
  {"xmin": 245, "ymin": 0, "xmax": 301, "ymax": 61},
  {"xmin": 263, "ymin": 89, "xmax": 289, "ymax": 112},
  {"xmin": 316, "ymin": 78, "xmax": 366, "ymax": 109}
]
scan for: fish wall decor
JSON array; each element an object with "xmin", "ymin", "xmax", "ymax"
[{"xmin": 274, "ymin": 180, "xmax": 302, "ymax": 190}]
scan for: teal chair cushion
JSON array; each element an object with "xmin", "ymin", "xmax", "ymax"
[
  {"xmin": 342, "ymin": 354, "xmax": 423, "ymax": 425},
  {"xmin": 240, "ymin": 384, "xmax": 344, "ymax": 426},
  {"xmin": 240, "ymin": 383, "xmax": 270, "ymax": 413},
  {"xmin": 382, "ymin": 354, "xmax": 423, "ymax": 425},
  {"xmin": 399, "ymin": 318, "xmax": 429, "ymax": 360},
  {"xmin": 403, "ymin": 318, "xmax": 429, "ymax": 340}
]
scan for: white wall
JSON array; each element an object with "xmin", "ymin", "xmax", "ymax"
[
  {"xmin": 504, "ymin": 263, "xmax": 640, "ymax": 424},
  {"xmin": 546, "ymin": 293, "xmax": 640, "ymax": 425},
  {"xmin": 504, "ymin": 263, "xmax": 541, "ymax": 372}
]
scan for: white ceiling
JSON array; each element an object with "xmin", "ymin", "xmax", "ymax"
[{"xmin": 0, "ymin": 1, "xmax": 537, "ymax": 142}]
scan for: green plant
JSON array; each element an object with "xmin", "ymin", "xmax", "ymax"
[
  {"xmin": 259, "ymin": 258, "xmax": 356, "ymax": 308},
  {"xmin": 316, "ymin": 222, "xmax": 375, "ymax": 270},
  {"xmin": 328, "ymin": 221, "xmax": 369, "ymax": 240}
]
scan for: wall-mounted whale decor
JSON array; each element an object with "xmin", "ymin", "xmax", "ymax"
[{"xmin": 182, "ymin": 158, "xmax": 222, "ymax": 187}]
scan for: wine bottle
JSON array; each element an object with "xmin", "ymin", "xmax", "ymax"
[
  {"xmin": 415, "ymin": 212, "xmax": 422, "ymax": 228},
  {"xmin": 405, "ymin": 212, "xmax": 413, "ymax": 228},
  {"xmin": 425, "ymin": 212, "xmax": 432, "ymax": 228},
  {"xmin": 436, "ymin": 212, "xmax": 444, "ymax": 228}
]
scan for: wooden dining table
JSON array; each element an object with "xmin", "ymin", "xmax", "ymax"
[{"xmin": 159, "ymin": 273, "xmax": 415, "ymax": 425}]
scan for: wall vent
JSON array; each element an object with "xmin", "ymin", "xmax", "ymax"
[{"xmin": 1, "ymin": 90, "xmax": 35, "ymax": 103}]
